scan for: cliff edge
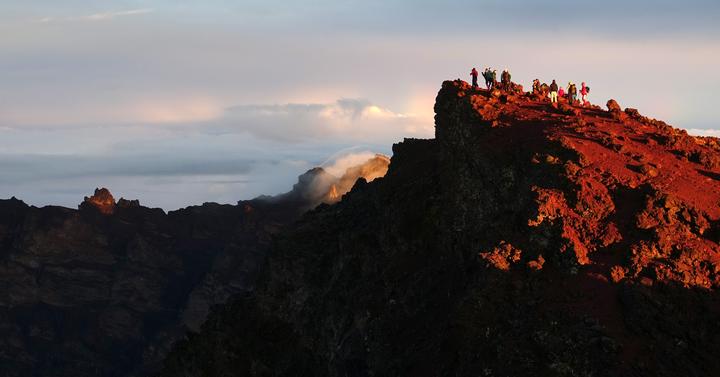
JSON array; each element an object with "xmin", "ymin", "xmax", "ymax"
[{"xmin": 160, "ymin": 80, "xmax": 720, "ymax": 377}]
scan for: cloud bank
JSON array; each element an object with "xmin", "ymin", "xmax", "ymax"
[
  {"xmin": 216, "ymin": 98, "xmax": 428, "ymax": 142},
  {"xmin": 0, "ymin": 95, "xmax": 428, "ymax": 210},
  {"xmin": 34, "ymin": 8, "xmax": 154, "ymax": 23}
]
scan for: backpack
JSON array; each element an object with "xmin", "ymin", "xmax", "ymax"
[{"xmin": 585, "ymin": 86, "xmax": 590, "ymax": 94}]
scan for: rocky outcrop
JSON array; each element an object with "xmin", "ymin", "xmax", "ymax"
[
  {"xmin": 80, "ymin": 187, "xmax": 117, "ymax": 214},
  {"xmin": 260, "ymin": 154, "xmax": 390, "ymax": 209},
  {"xmin": 160, "ymin": 80, "xmax": 720, "ymax": 377},
  {"xmin": 325, "ymin": 154, "xmax": 390, "ymax": 203}
]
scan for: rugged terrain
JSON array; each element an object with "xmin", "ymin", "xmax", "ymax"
[
  {"xmin": 159, "ymin": 80, "xmax": 720, "ymax": 376},
  {"xmin": 0, "ymin": 157, "xmax": 388, "ymax": 377}
]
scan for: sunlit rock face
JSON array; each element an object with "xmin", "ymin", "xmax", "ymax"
[
  {"xmin": 258, "ymin": 154, "xmax": 391, "ymax": 210},
  {"xmin": 324, "ymin": 154, "xmax": 391, "ymax": 204},
  {"xmin": 160, "ymin": 80, "xmax": 720, "ymax": 377},
  {"xmin": 80, "ymin": 187, "xmax": 116, "ymax": 215}
]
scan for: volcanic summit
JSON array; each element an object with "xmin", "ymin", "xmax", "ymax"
[{"xmin": 159, "ymin": 80, "xmax": 720, "ymax": 377}]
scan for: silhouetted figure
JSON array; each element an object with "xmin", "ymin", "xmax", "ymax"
[
  {"xmin": 491, "ymin": 70, "xmax": 497, "ymax": 89},
  {"xmin": 500, "ymin": 69, "xmax": 511, "ymax": 90},
  {"xmin": 482, "ymin": 68, "xmax": 493, "ymax": 89},
  {"xmin": 568, "ymin": 82, "xmax": 578, "ymax": 105},
  {"xmin": 470, "ymin": 68, "xmax": 479, "ymax": 88},
  {"xmin": 532, "ymin": 79, "xmax": 541, "ymax": 94},
  {"xmin": 549, "ymin": 80, "xmax": 559, "ymax": 103}
]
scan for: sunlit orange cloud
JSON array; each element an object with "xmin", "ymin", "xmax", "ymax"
[
  {"xmin": 312, "ymin": 100, "xmax": 428, "ymax": 141},
  {"xmin": 129, "ymin": 98, "xmax": 224, "ymax": 124}
]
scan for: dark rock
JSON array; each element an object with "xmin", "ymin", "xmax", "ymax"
[
  {"xmin": 607, "ymin": 99, "xmax": 622, "ymax": 112},
  {"xmin": 0, "ymin": 154, "xmax": 389, "ymax": 377},
  {"xmin": 607, "ymin": 99, "xmax": 627, "ymax": 121},
  {"xmin": 625, "ymin": 107, "xmax": 642, "ymax": 118}
]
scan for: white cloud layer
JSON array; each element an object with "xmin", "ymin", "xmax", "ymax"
[
  {"xmin": 687, "ymin": 129, "xmax": 720, "ymax": 137},
  {"xmin": 215, "ymin": 98, "xmax": 430, "ymax": 142},
  {"xmin": 0, "ymin": 96, "xmax": 426, "ymax": 209},
  {"xmin": 34, "ymin": 8, "xmax": 154, "ymax": 23}
]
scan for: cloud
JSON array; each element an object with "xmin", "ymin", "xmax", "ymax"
[
  {"xmin": 35, "ymin": 8, "xmax": 154, "ymax": 23},
  {"xmin": 128, "ymin": 97, "xmax": 224, "ymax": 124},
  {"xmin": 215, "ymin": 98, "xmax": 431, "ymax": 142},
  {"xmin": 2, "ymin": 96, "xmax": 225, "ymax": 127},
  {"xmin": 0, "ymin": 94, "xmax": 420, "ymax": 210},
  {"xmin": 687, "ymin": 129, "xmax": 720, "ymax": 137},
  {"xmin": 0, "ymin": 153, "xmax": 255, "ymax": 182},
  {"xmin": 0, "ymin": 115, "xmax": 401, "ymax": 210},
  {"xmin": 82, "ymin": 9, "xmax": 154, "ymax": 21},
  {"xmin": 321, "ymin": 151, "xmax": 380, "ymax": 177}
]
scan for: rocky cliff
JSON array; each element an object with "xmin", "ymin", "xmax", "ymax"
[
  {"xmin": 0, "ymin": 155, "xmax": 388, "ymax": 377},
  {"xmin": 159, "ymin": 80, "xmax": 720, "ymax": 377}
]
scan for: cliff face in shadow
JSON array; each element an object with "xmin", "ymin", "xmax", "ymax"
[
  {"xmin": 0, "ymin": 194, "xmax": 270, "ymax": 377},
  {"xmin": 159, "ymin": 81, "xmax": 720, "ymax": 377},
  {"xmin": 0, "ymin": 156, "xmax": 388, "ymax": 377}
]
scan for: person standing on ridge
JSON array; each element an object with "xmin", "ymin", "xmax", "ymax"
[
  {"xmin": 500, "ymin": 69, "xmax": 509, "ymax": 90},
  {"xmin": 581, "ymin": 82, "xmax": 590, "ymax": 106},
  {"xmin": 558, "ymin": 86, "xmax": 565, "ymax": 99},
  {"xmin": 572, "ymin": 83, "xmax": 578, "ymax": 105},
  {"xmin": 532, "ymin": 79, "xmax": 541, "ymax": 94},
  {"xmin": 470, "ymin": 68, "xmax": 479, "ymax": 89},
  {"xmin": 482, "ymin": 68, "xmax": 493, "ymax": 89},
  {"xmin": 501, "ymin": 69, "xmax": 512, "ymax": 90},
  {"xmin": 549, "ymin": 80, "xmax": 559, "ymax": 104},
  {"xmin": 568, "ymin": 82, "xmax": 577, "ymax": 105},
  {"xmin": 566, "ymin": 82, "xmax": 572, "ymax": 103},
  {"xmin": 491, "ymin": 69, "xmax": 498, "ymax": 90}
]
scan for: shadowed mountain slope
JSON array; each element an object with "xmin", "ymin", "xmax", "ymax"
[{"xmin": 0, "ymin": 156, "xmax": 388, "ymax": 377}]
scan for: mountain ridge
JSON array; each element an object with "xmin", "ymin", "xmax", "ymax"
[
  {"xmin": 0, "ymin": 155, "xmax": 389, "ymax": 377},
  {"xmin": 159, "ymin": 79, "xmax": 720, "ymax": 376}
]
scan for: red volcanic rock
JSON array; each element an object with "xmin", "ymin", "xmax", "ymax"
[
  {"xmin": 606, "ymin": 99, "xmax": 622, "ymax": 112},
  {"xmin": 479, "ymin": 241, "xmax": 522, "ymax": 270},
  {"xmin": 436, "ymin": 80, "xmax": 720, "ymax": 288},
  {"xmin": 624, "ymin": 107, "xmax": 642, "ymax": 118},
  {"xmin": 526, "ymin": 254, "xmax": 545, "ymax": 270},
  {"xmin": 558, "ymin": 102, "xmax": 581, "ymax": 116},
  {"xmin": 606, "ymin": 99, "xmax": 627, "ymax": 121},
  {"xmin": 609, "ymin": 265, "xmax": 627, "ymax": 282},
  {"xmin": 81, "ymin": 188, "xmax": 116, "ymax": 215}
]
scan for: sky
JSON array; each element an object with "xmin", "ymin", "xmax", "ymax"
[{"xmin": 1, "ymin": 0, "xmax": 719, "ymax": 210}]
